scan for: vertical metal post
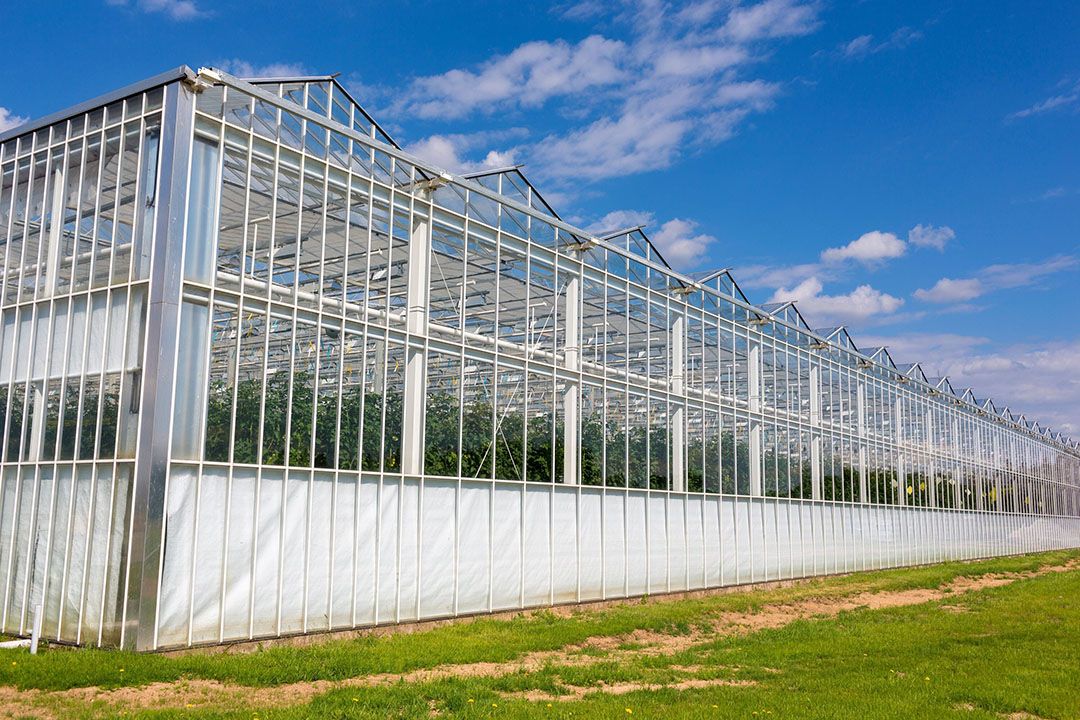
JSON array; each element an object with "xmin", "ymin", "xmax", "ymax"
[
  {"xmin": 896, "ymin": 396, "xmax": 906, "ymax": 507},
  {"xmin": 926, "ymin": 408, "xmax": 937, "ymax": 508},
  {"xmin": 671, "ymin": 313, "xmax": 685, "ymax": 492},
  {"xmin": 29, "ymin": 604, "xmax": 42, "ymax": 654},
  {"xmin": 748, "ymin": 343, "xmax": 762, "ymax": 496},
  {"xmin": 809, "ymin": 364, "xmax": 822, "ymax": 501},
  {"xmin": 401, "ymin": 189, "xmax": 432, "ymax": 477},
  {"xmin": 122, "ymin": 78, "xmax": 196, "ymax": 651},
  {"xmin": 857, "ymin": 382, "xmax": 868, "ymax": 502},
  {"xmin": 562, "ymin": 273, "xmax": 580, "ymax": 484}
]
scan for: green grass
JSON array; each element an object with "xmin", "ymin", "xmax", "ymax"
[{"xmin": 2, "ymin": 549, "xmax": 1079, "ymax": 719}]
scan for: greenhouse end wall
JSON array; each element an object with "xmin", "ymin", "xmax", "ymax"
[{"xmin": 0, "ymin": 67, "xmax": 1078, "ymax": 651}]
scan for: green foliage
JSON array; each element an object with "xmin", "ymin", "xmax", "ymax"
[{"xmin": 205, "ymin": 374, "xmax": 402, "ymax": 471}]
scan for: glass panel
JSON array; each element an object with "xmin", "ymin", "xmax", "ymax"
[{"xmin": 184, "ymin": 137, "xmax": 220, "ymax": 283}]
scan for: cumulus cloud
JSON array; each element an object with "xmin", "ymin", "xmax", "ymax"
[
  {"xmin": 106, "ymin": 0, "xmax": 205, "ymax": 20},
  {"xmin": 768, "ymin": 276, "xmax": 904, "ymax": 325},
  {"xmin": 720, "ymin": 0, "xmax": 821, "ymax": 42},
  {"xmin": 403, "ymin": 128, "xmax": 528, "ymax": 174},
  {"xmin": 584, "ymin": 210, "xmax": 716, "ymax": 270},
  {"xmin": 387, "ymin": 0, "xmax": 821, "ymax": 184},
  {"xmin": 0, "ymin": 107, "xmax": 28, "ymax": 134},
  {"xmin": 585, "ymin": 209, "xmax": 655, "ymax": 234},
  {"xmin": 395, "ymin": 35, "xmax": 627, "ymax": 120},
  {"xmin": 216, "ymin": 60, "xmax": 309, "ymax": 78},
  {"xmin": 913, "ymin": 277, "xmax": 983, "ymax": 303},
  {"xmin": 651, "ymin": 218, "xmax": 718, "ymax": 269},
  {"xmin": 821, "ymin": 230, "xmax": 906, "ymax": 265},
  {"xmin": 907, "ymin": 223, "xmax": 955, "ymax": 251}
]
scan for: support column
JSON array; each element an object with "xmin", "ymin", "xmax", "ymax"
[
  {"xmin": 401, "ymin": 190, "xmax": 433, "ymax": 477},
  {"xmin": 926, "ymin": 409, "xmax": 936, "ymax": 508},
  {"xmin": 895, "ymin": 396, "xmax": 906, "ymax": 506},
  {"xmin": 809, "ymin": 364, "xmax": 822, "ymax": 500},
  {"xmin": 561, "ymin": 273, "xmax": 580, "ymax": 484},
  {"xmin": 748, "ymin": 343, "xmax": 762, "ymax": 496},
  {"xmin": 671, "ymin": 313, "xmax": 685, "ymax": 492},
  {"xmin": 959, "ymin": 416, "xmax": 967, "ymax": 511},
  {"xmin": 857, "ymin": 382, "xmax": 868, "ymax": 502},
  {"xmin": 123, "ymin": 77, "xmax": 197, "ymax": 650}
]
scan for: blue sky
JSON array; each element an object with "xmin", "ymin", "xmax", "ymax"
[{"xmin": 2, "ymin": 1, "xmax": 1078, "ymax": 433}]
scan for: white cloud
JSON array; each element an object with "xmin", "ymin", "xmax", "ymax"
[
  {"xmin": 1008, "ymin": 80, "xmax": 1080, "ymax": 121},
  {"xmin": 981, "ymin": 255, "xmax": 1078, "ymax": 288},
  {"xmin": 821, "ymin": 230, "xmax": 906, "ymax": 265},
  {"xmin": 734, "ymin": 261, "xmax": 822, "ymax": 290},
  {"xmin": 403, "ymin": 128, "xmax": 529, "ymax": 174},
  {"xmin": 106, "ymin": 0, "xmax": 205, "ymax": 20},
  {"xmin": 859, "ymin": 332, "xmax": 1080, "ymax": 436},
  {"xmin": 907, "ymin": 223, "xmax": 955, "ymax": 250},
  {"xmin": 533, "ymin": 88, "xmax": 695, "ymax": 180},
  {"xmin": 653, "ymin": 46, "xmax": 749, "ymax": 77},
  {"xmin": 0, "ymin": 107, "xmax": 28, "ymax": 134},
  {"xmin": 651, "ymin": 218, "xmax": 718, "ymax": 269},
  {"xmin": 720, "ymin": 0, "xmax": 821, "ymax": 42},
  {"xmin": 839, "ymin": 26, "xmax": 923, "ymax": 58},
  {"xmin": 555, "ymin": 0, "xmax": 607, "ymax": 21},
  {"xmin": 913, "ymin": 277, "xmax": 983, "ymax": 303},
  {"xmin": 842, "ymin": 35, "xmax": 873, "ymax": 57},
  {"xmin": 912, "ymin": 255, "xmax": 1077, "ymax": 307},
  {"xmin": 216, "ymin": 60, "xmax": 309, "ymax": 78},
  {"xmin": 768, "ymin": 276, "xmax": 904, "ymax": 325},
  {"xmin": 387, "ymin": 1, "xmax": 821, "ymax": 184},
  {"xmin": 396, "ymin": 35, "xmax": 627, "ymax": 120},
  {"xmin": 584, "ymin": 210, "xmax": 716, "ymax": 270},
  {"xmin": 585, "ymin": 209, "xmax": 655, "ymax": 234}
]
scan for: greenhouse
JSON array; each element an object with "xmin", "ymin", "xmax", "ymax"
[{"xmin": 0, "ymin": 65, "xmax": 1077, "ymax": 651}]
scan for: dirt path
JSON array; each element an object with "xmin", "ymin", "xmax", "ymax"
[{"xmin": 2, "ymin": 558, "xmax": 1076, "ymax": 718}]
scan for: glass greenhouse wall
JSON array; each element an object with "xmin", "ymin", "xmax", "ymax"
[{"xmin": 0, "ymin": 67, "xmax": 1077, "ymax": 651}]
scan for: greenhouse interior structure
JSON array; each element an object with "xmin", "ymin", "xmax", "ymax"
[{"xmin": 0, "ymin": 65, "xmax": 1078, "ymax": 651}]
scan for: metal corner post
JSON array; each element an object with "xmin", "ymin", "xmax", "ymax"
[{"xmin": 121, "ymin": 79, "xmax": 196, "ymax": 650}]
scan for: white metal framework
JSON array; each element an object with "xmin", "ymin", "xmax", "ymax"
[{"xmin": 0, "ymin": 66, "xmax": 1077, "ymax": 650}]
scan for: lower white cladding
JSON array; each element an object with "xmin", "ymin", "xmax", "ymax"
[{"xmin": 154, "ymin": 463, "xmax": 1080, "ymax": 650}]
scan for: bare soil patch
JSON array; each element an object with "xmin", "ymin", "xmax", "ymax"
[{"xmin": 504, "ymin": 677, "xmax": 758, "ymax": 702}]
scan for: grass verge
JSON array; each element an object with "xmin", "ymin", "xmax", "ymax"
[{"xmin": 0, "ymin": 549, "xmax": 1077, "ymax": 719}]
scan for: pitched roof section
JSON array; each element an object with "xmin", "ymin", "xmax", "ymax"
[
  {"xmin": 689, "ymin": 269, "xmax": 750, "ymax": 303},
  {"xmin": 759, "ymin": 301, "xmax": 813, "ymax": 330},
  {"xmin": 933, "ymin": 377, "xmax": 957, "ymax": 397},
  {"xmin": 898, "ymin": 363, "xmax": 929, "ymax": 384},
  {"xmin": 461, "ymin": 166, "xmax": 562, "ymax": 220},
  {"xmin": 247, "ymin": 75, "xmax": 399, "ymax": 149},
  {"xmin": 811, "ymin": 327, "xmax": 859, "ymax": 353},
  {"xmin": 597, "ymin": 227, "xmax": 672, "ymax": 270},
  {"xmin": 870, "ymin": 347, "xmax": 897, "ymax": 369}
]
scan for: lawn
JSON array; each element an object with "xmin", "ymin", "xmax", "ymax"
[{"xmin": 1, "ymin": 549, "xmax": 1078, "ymax": 719}]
